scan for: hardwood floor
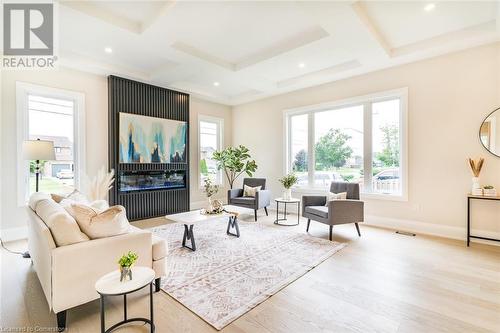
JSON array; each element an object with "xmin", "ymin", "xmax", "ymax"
[{"xmin": 1, "ymin": 211, "xmax": 499, "ymax": 332}]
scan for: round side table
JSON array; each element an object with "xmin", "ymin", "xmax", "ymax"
[
  {"xmin": 274, "ymin": 198, "xmax": 301, "ymax": 226},
  {"xmin": 95, "ymin": 266, "xmax": 155, "ymax": 333}
]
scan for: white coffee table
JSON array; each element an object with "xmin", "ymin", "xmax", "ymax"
[
  {"xmin": 166, "ymin": 205, "xmax": 242, "ymax": 251},
  {"xmin": 274, "ymin": 198, "xmax": 301, "ymax": 226},
  {"xmin": 95, "ymin": 266, "xmax": 155, "ymax": 333}
]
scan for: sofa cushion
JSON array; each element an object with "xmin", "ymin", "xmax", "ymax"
[
  {"xmin": 152, "ymin": 234, "xmax": 167, "ymax": 260},
  {"xmin": 29, "ymin": 192, "xmax": 51, "ymax": 210},
  {"xmin": 231, "ymin": 196, "xmax": 256, "ymax": 205},
  {"xmin": 51, "ymin": 189, "xmax": 90, "ymax": 205},
  {"xmin": 35, "ymin": 199, "xmax": 89, "ymax": 246},
  {"xmin": 243, "ymin": 185, "xmax": 261, "ymax": 197},
  {"xmin": 67, "ymin": 204, "xmax": 130, "ymax": 239},
  {"xmin": 305, "ymin": 206, "xmax": 329, "ymax": 218}
]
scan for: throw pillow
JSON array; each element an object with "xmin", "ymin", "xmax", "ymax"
[
  {"xmin": 243, "ymin": 185, "xmax": 261, "ymax": 197},
  {"xmin": 51, "ymin": 189, "xmax": 90, "ymax": 205},
  {"xmin": 325, "ymin": 191, "xmax": 347, "ymax": 206},
  {"xmin": 35, "ymin": 198, "xmax": 89, "ymax": 246},
  {"xmin": 67, "ymin": 204, "xmax": 130, "ymax": 239}
]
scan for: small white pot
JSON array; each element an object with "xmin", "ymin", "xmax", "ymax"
[
  {"xmin": 472, "ymin": 177, "xmax": 481, "ymax": 192},
  {"xmin": 483, "ymin": 188, "xmax": 497, "ymax": 197},
  {"xmin": 283, "ymin": 188, "xmax": 292, "ymax": 200}
]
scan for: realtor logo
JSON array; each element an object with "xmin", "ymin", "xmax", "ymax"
[
  {"xmin": 4, "ymin": 3, "xmax": 53, "ymax": 55},
  {"xmin": 2, "ymin": 2, "xmax": 57, "ymax": 69}
]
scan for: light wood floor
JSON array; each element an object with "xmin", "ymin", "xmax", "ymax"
[{"xmin": 1, "ymin": 211, "xmax": 500, "ymax": 333}]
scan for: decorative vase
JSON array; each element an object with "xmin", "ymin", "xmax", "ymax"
[
  {"xmin": 120, "ymin": 266, "xmax": 132, "ymax": 282},
  {"xmin": 206, "ymin": 197, "xmax": 214, "ymax": 213},
  {"xmin": 472, "ymin": 177, "xmax": 481, "ymax": 192},
  {"xmin": 283, "ymin": 188, "xmax": 292, "ymax": 200}
]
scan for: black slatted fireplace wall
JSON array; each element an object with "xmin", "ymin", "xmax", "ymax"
[{"xmin": 108, "ymin": 76, "xmax": 190, "ymax": 220}]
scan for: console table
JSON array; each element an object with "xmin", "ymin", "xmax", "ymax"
[{"xmin": 467, "ymin": 194, "xmax": 500, "ymax": 246}]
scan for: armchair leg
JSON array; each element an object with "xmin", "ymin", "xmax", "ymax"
[
  {"xmin": 254, "ymin": 209, "xmax": 257, "ymax": 221},
  {"xmin": 264, "ymin": 207, "xmax": 268, "ymax": 216},
  {"xmin": 155, "ymin": 277, "xmax": 161, "ymax": 292},
  {"xmin": 306, "ymin": 219, "xmax": 311, "ymax": 232},
  {"xmin": 56, "ymin": 310, "xmax": 67, "ymax": 332},
  {"xmin": 329, "ymin": 225, "xmax": 333, "ymax": 241},
  {"xmin": 355, "ymin": 223, "xmax": 361, "ymax": 237}
]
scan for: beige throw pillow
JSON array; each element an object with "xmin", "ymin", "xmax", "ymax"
[
  {"xmin": 35, "ymin": 199, "xmax": 89, "ymax": 246},
  {"xmin": 325, "ymin": 191, "xmax": 347, "ymax": 206},
  {"xmin": 51, "ymin": 189, "xmax": 90, "ymax": 205},
  {"xmin": 67, "ymin": 204, "xmax": 130, "ymax": 239},
  {"xmin": 243, "ymin": 185, "xmax": 261, "ymax": 197}
]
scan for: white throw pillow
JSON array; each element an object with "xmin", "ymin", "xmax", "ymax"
[
  {"xmin": 325, "ymin": 191, "xmax": 347, "ymax": 206},
  {"xmin": 67, "ymin": 204, "xmax": 130, "ymax": 239},
  {"xmin": 29, "ymin": 192, "xmax": 51, "ymax": 210},
  {"xmin": 51, "ymin": 189, "xmax": 90, "ymax": 205},
  {"xmin": 35, "ymin": 199, "xmax": 89, "ymax": 246},
  {"xmin": 243, "ymin": 185, "xmax": 261, "ymax": 197}
]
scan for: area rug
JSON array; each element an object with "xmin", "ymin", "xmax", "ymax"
[{"xmin": 149, "ymin": 218, "xmax": 346, "ymax": 330}]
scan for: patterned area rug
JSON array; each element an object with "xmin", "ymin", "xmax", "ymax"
[{"xmin": 150, "ymin": 218, "xmax": 346, "ymax": 330}]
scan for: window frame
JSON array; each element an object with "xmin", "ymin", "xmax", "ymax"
[
  {"xmin": 198, "ymin": 115, "xmax": 224, "ymax": 189},
  {"xmin": 283, "ymin": 87, "xmax": 408, "ymax": 201},
  {"xmin": 16, "ymin": 82, "xmax": 86, "ymax": 206}
]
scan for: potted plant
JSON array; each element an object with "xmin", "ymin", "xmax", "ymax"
[
  {"xmin": 118, "ymin": 251, "xmax": 138, "ymax": 282},
  {"xmin": 212, "ymin": 145, "xmax": 258, "ymax": 189},
  {"xmin": 202, "ymin": 178, "xmax": 223, "ymax": 214},
  {"xmin": 483, "ymin": 185, "xmax": 497, "ymax": 197},
  {"xmin": 278, "ymin": 173, "xmax": 298, "ymax": 200}
]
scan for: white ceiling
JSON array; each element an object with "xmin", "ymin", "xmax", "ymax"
[{"xmin": 57, "ymin": 1, "xmax": 500, "ymax": 105}]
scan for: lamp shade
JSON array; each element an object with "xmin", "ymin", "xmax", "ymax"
[{"xmin": 23, "ymin": 140, "xmax": 56, "ymax": 160}]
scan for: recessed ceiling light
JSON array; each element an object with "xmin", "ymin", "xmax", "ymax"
[
  {"xmin": 424, "ymin": 3, "xmax": 435, "ymax": 12},
  {"xmin": 298, "ymin": 63, "xmax": 305, "ymax": 68},
  {"xmin": 104, "ymin": 47, "xmax": 113, "ymax": 54},
  {"xmin": 213, "ymin": 82, "xmax": 220, "ymax": 87}
]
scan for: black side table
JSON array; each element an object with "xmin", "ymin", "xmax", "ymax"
[
  {"xmin": 274, "ymin": 198, "xmax": 300, "ymax": 226},
  {"xmin": 467, "ymin": 194, "xmax": 500, "ymax": 246},
  {"xmin": 95, "ymin": 267, "xmax": 155, "ymax": 333}
]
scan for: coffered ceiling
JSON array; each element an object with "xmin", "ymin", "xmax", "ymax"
[{"xmin": 58, "ymin": 1, "xmax": 500, "ymax": 105}]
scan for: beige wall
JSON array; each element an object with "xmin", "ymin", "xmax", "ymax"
[
  {"xmin": 232, "ymin": 43, "xmax": 500, "ymax": 238},
  {"xmin": 0, "ymin": 68, "xmax": 231, "ymax": 236}
]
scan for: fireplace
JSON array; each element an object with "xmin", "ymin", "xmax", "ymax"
[{"xmin": 119, "ymin": 170, "xmax": 186, "ymax": 193}]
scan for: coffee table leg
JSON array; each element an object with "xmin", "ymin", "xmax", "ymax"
[
  {"xmin": 182, "ymin": 224, "xmax": 196, "ymax": 251},
  {"xmin": 150, "ymin": 282, "xmax": 154, "ymax": 333},
  {"xmin": 100, "ymin": 295, "xmax": 105, "ymax": 333},
  {"xmin": 227, "ymin": 216, "xmax": 240, "ymax": 237},
  {"xmin": 123, "ymin": 294, "xmax": 127, "ymax": 321}
]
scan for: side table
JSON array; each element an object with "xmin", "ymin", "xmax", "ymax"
[
  {"xmin": 274, "ymin": 198, "xmax": 301, "ymax": 226},
  {"xmin": 95, "ymin": 266, "xmax": 155, "ymax": 333}
]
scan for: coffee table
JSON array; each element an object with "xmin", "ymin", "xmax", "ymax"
[{"xmin": 165, "ymin": 205, "xmax": 242, "ymax": 251}]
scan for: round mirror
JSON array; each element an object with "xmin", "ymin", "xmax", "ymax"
[{"xmin": 480, "ymin": 107, "xmax": 500, "ymax": 157}]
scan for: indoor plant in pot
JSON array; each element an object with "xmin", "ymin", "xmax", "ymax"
[
  {"xmin": 118, "ymin": 251, "xmax": 138, "ymax": 282},
  {"xmin": 202, "ymin": 178, "xmax": 223, "ymax": 214},
  {"xmin": 483, "ymin": 185, "xmax": 497, "ymax": 197},
  {"xmin": 278, "ymin": 173, "xmax": 298, "ymax": 200},
  {"xmin": 212, "ymin": 145, "xmax": 257, "ymax": 189}
]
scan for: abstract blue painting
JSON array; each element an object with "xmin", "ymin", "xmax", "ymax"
[{"xmin": 119, "ymin": 112, "xmax": 187, "ymax": 163}]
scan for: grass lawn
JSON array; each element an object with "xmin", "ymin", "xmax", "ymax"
[{"xmin": 29, "ymin": 175, "xmax": 74, "ymax": 195}]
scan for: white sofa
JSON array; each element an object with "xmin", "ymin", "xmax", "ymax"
[{"xmin": 27, "ymin": 198, "xmax": 167, "ymax": 332}]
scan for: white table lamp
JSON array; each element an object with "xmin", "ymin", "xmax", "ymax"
[{"xmin": 23, "ymin": 139, "xmax": 55, "ymax": 192}]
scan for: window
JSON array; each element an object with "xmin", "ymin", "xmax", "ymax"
[
  {"xmin": 285, "ymin": 88, "xmax": 407, "ymax": 200},
  {"xmin": 199, "ymin": 116, "xmax": 223, "ymax": 187},
  {"xmin": 17, "ymin": 82, "xmax": 85, "ymax": 204}
]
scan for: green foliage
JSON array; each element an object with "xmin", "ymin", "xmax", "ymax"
[
  {"xmin": 278, "ymin": 173, "xmax": 298, "ymax": 189},
  {"xmin": 375, "ymin": 124, "xmax": 399, "ymax": 167},
  {"xmin": 314, "ymin": 129, "xmax": 353, "ymax": 170},
  {"xmin": 293, "ymin": 149, "xmax": 307, "ymax": 172},
  {"xmin": 30, "ymin": 160, "xmax": 46, "ymax": 174},
  {"xmin": 212, "ymin": 145, "xmax": 258, "ymax": 189},
  {"xmin": 203, "ymin": 177, "xmax": 219, "ymax": 197},
  {"xmin": 483, "ymin": 185, "xmax": 494, "ymax": 189},
  {"xmin": 341, "ymin": 174, "xmax": 355, "ymax": 182},
  {"xmin": 200, "ymin": 158, "xmax": 208, "ymax": 176},
  {"xmin": 118, "ymin": 251, "xmax": 138, "ymax": 268}
]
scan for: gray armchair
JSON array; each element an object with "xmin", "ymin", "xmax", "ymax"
[
  {"xmin": 228, "ymin": 178, "xmax": 271, "ymax": 221},
  {"xmin": 302, "ymin": 182, "xmax": 364, "ymax": 241}
]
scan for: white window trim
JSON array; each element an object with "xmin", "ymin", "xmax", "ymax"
[
  {"xmin": 16, "ymin": 82, "xmax": 86, "ymax": 206},
  {"xmin": 198, "ymin": 115, "xmax": 224, "ymax": 189},
  {"xmin": 283, "ymin": 87, "xmax": 408, "ymax": 201}
]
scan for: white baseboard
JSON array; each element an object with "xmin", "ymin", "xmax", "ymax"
[
  {"xmin": 0, "ymin": 226, "xmax": 28, "ymax": 242},
  {"xmin": 365, "ymin": 215, "xmax": 500, "ymax": 246}
]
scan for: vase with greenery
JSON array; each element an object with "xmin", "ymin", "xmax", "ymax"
[
  {"xmin": 278, "ymin": 173, "xmax": 298, "ymax": 200},
  {"xmin": 118, "ymin": 251, "xmax": 138, "ymax": 282},
  {"xmin": 203, "ymin": 178, "xmax": 222, "ymax": 213},
  {"xmin": 212, "ymin": 145, "xmax": 257, "ymax": 189}
]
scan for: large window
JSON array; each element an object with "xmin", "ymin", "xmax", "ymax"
[
  {"xmin": 286, "ymin": 88, "xmax": 407, "ymax": 200},
  {"xmin": 199, "ymin": 116, "xmax": 223, "ymax": 187},
  {"xmin": 17, "ymin": 83, "xmax": 85, "ymax": 204}
]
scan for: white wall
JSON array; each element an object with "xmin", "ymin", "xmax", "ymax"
[
  {"xmin": 232, "ymin": 43, "xmax": 500, "ymax": 239},
  {"xmin": 0, "ymin": 68, "xmax": 231, "ymax": 239}
]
